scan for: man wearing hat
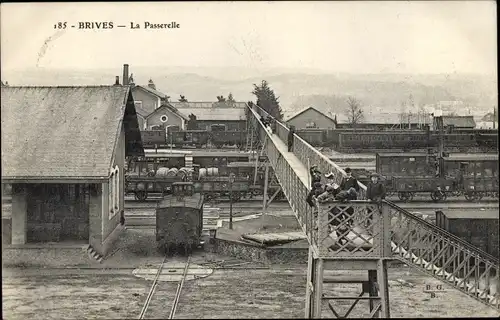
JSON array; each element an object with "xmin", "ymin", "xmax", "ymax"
[
  {"xmin": 365, "ymin": 172, "xmax": 386, "ymax": 229},
  {"xmin": 309, "ymin": 165, "xmax": 322, "ymax": 188},
  {"xmin": 366, "ymin": 172, "xmax": 386, "ymax": 201},
  {"xmin": 287, "ymin": 125, "xmax": 295, "ymax": 152},
  {"xmin": 340, "ymin": 168, "xmax": 360, "ymax": 199},
  {"xmin": 316, "ymin": 172, "xmax": 341, "ymax": 202}
]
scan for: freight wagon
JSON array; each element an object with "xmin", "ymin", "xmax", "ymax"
[
  {"xmin": 339, "ymin": 132, "xmax": 431, "ymax": 151},
  {"xmin": 211, "ymin": 131, "xmax": 247, "ymax": 149},
  {"xmin": 168, "ymin": 130, "xmax": 210, "ymax": 148},
  {"xmin": 194, "ymin": 176, "xmax": 251, "ymax": 201},
  {"xmin": 435, "ymin": 209, "xmax": 499, "ymax": 260},
  {"xmin": 156, "ymin": 182, "xmax": 204, "ymax": 254},
  {"xmin": 376, "ymin": 153, "xmax": 499, "ymax": 202},
  {"xmin": 294, "ymin": 128, "xmax": 498, "ymax": 152},
  {"xmin": 140, "ymin": 129, "xmax": 247, "ymax": 149}
]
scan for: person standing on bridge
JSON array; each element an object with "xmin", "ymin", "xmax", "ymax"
[
  {"xmin": 306, "ymin": 165, "xmax": 327, "ymax": 208},
  {"xmin": 340, "ymin": 168, "xmax": 360, "ymax": 198},
  {"xmin": 365, "ymin": 172, "xmax": 386, "ymax": 229},
  {"xmin": 287, "ymin": 125, "xmax": 295, "ymax": 152},
  {"xmin": 309, "ymin": 165, "xmax": 322, "ymax": 188},
  {"xmin": 366, "ymin": 172, "xmax": 386, "ymax": 201}
]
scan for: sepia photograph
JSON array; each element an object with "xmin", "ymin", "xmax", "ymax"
[{"xmin": 1, "ymin": 1, "xmax": 498, "ymax": 319}]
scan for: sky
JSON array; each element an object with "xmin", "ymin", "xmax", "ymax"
[{"xmin": 1, "ymin": 1, "xmax": 497, "ymax": 74}]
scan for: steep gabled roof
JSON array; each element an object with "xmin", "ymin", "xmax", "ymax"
[
  {"xmin": 133, "ymin": 85, "xmax": 167, "ymax": 99},
  {"xmin": 1, "ymin": 86, "xmax": 143, "ymax": 181},
  {"xmin": 286, "ymin": 106, "xmax": 336, "ymax": 122},
  {"xmin": 146, "ymin": 103, "xmax": 190, "ymax": 121}
]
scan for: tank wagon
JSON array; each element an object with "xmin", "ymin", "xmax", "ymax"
[
  {"xmin": 125, "ymin": 155, "xmax": 282, "ymax": 202},
  {"xmin": 376, "ymin": 152, "xmax": 499, "ymax": 202},
  {"xmin": 156, "ymin": 182, "xmax": 204, "ymax": 254},
  {"xmin": 125, "ymin": 155, "xmax": 191, "ymax": 200}
]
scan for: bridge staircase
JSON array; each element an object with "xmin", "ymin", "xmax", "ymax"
[{"xmin": 244, "ymin": 103, "xmax": 499, "ymax": 318}]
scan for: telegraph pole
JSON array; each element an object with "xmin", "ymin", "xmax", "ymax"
[{"xmin": 229, "ymin": 173, "xmax": 235, "ymax": 230}]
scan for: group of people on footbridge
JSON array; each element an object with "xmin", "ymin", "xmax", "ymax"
[
  {"xmin": 258, "ymin": 111, "xmax": 386, "ymax": 246},
  {"xmin": 304, "ymin": 165, "xmax": 387, "ymax": 247}
]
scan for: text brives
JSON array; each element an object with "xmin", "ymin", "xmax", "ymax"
[{"xmin": 78, "ymin": 22, "xmax": 114, "ymax": 29}]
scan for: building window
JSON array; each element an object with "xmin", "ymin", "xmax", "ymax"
[
  {"xmin": 160, "ymin": 115, "xmax": 169, "ymax": 123},
  {"xmin": 109, "ymin": 165, "xmax": 120, "ymax": 220},
  {"xmin": 109, "ymin": 172, "xmax": 115, "ymax": 219},
  {"xmin": 134, "ymin": 101, "xmax": 143, "ymax": 109},
  {"xmin": 306, "ymin": 122, "xmax": 317, "ymax": 128}
]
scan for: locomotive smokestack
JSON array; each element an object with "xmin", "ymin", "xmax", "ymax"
[
  {"xmin": 123, "ymin": 64, "xmax": 129, "ymax": 85},
  {"xmin": 114, "ymin": 76, "xmax": 120, "ymax": 85}
]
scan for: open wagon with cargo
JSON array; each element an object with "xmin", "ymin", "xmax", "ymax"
[{"xmin": 125, "ymin": 155, "xmax": 193, "ymax": 201}]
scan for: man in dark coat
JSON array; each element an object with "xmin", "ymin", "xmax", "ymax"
[
  {"xmin": 309, "ymin": 165, "xmax": 322, "ymax": 188},
  {"xmin": 306, "ymin": 165, "xmax": 321, "ymax": 208},
  {"xmin": 366, "ymin": 172, "xmax": 386, "ymax": 201},
  {"xmin": 287, "ymin": 125, "xmax": 295, "ymax": 152},
  {"xmin": 340, "ymin": 168, "xmax": 360, "ymax": 197},
  {"xmin": 365, "ymin": 172, "xmax": 386, "ymax": 229}
]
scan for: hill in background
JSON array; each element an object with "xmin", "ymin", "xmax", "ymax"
[{"xmin": 2, "ymin": 66, "xmax": 497, "ymax": 118}]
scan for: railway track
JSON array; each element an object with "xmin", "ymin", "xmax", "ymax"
[
  {"xmin": 124, "ymin": 201, "xmax": 498, "ymax": 210},
  {"xmin": 138, "ymin": 255, "xmax": 191, "ymax": 320}
]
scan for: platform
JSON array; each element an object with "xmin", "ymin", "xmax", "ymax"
[{"xmin": 212, "ymin": 214, "xmax": 309, "ymax": 264}]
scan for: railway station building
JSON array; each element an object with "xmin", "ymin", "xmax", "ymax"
[
  {"xmin": 1, "ymin": 86, "xmax": 144, "ymax": 259},
  {"xmin": 144, "ymin": 103, "xmax": 190, "ymax": 130},
  {"xmin": 286, "ymin": 106, "xmax": 337, "ymax": 129}
]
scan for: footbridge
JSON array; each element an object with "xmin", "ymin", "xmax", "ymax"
[{"xmin": 245, "ymin": 103, "xmax": 499, "ymax": 318}]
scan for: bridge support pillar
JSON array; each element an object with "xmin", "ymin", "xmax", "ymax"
[
  {"xmin": 305, "ymin": 256, "xmax": 391, "ymax": 319},
  {"xmin": 262, "ymin": 163, "xmax": 269, "ymax": 214}
]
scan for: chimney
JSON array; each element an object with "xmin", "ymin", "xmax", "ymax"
[
  {"xmin": 123, "ymin": 64, "xmax": 129, "ymax": 85},
  {"xmin": 114, "ymin": 76, "xmax": 120, "ymax": 85}
]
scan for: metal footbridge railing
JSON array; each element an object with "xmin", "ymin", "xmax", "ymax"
[{"xmin": 246, "ymin": 103, "xmax": 499, "ymax": 310}]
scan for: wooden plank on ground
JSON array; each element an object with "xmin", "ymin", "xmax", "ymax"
[{"xmin": 241, "ymin": 231, "xmax": 307, "ymax": 246}]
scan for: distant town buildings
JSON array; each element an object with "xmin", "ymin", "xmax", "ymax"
[{"xmin": 115, "ymin": 64, "xmax": 247, "ymax": 132}]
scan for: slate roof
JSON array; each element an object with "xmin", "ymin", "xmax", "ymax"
[
  {"xmin": 442, "ymin": 116, "xmax": 476, "ymax": 128},
  {"xmin": 134, "ymin": 85, "xmax": 167, "ymax": 99},
  {"xmin": 1, "ymin": 86, "xmax": 138, "ymax": 180},
  {"xmin": 146, "ymin": 103, "xmax": 190, "ymax": 121}
]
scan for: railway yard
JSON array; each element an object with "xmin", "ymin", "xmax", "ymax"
[
  {"xmin": 2, "ymin": 142, "xmax": 500, "ymax": 320},
  {"xmin": 2, "ymin": 192, "xmax": 499, "ymax": 319},
  {"xmin": 1, "ymin": 80, "xmax": 499, "ymax": 319}
]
